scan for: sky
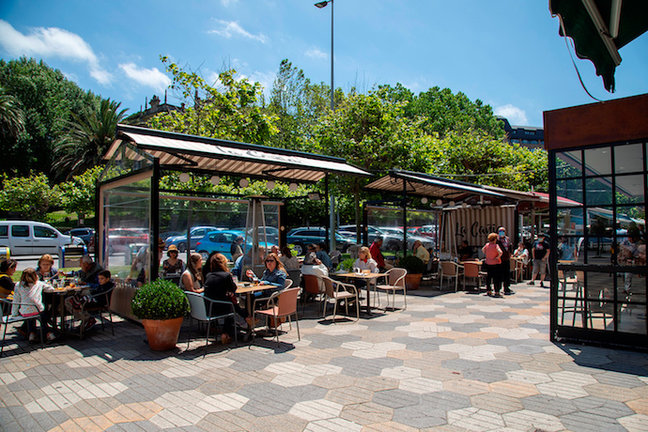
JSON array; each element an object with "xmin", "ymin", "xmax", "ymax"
[{"xmin": 0, "ymin": 0, "xmax": 646, "ymax": 128}]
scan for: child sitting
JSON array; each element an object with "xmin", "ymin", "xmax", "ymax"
[
  {"xmin": 65, "ymin": 270, "xmax": 114, "ymax": 332},
  {"xmin": 11, "ymin": 268, "xmax": 56, "ymax": 343}
]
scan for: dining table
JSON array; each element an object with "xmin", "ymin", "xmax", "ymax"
[
  {"xmin": 235, "ymin": 281, "xmax": 278, "ymax": 312},
  {"xmin": 333, "ymin": 272, "xmax": 382, "ymax": 316},
  {"xmin": 42, "ymin": 282, "xmax": 88, "ymax": 335}
]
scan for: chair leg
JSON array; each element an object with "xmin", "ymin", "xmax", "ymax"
[
  {"xmin": 205, "ymin": 320, "xmax": 211, "ymax": 348},
  {"xmin": 233, "ymin": 315, "xmax": 238, "ymax": 347},
  {"xmin": 1, "ymin": 320, "xmax": 8, "ymax": 356},
  {"xmin": 294, "ymin": 313, "xmax": 300, "ymax": 340}
]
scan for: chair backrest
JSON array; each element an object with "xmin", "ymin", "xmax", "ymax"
[
  {"xmin": 287, "ymin": 269, "xmax": 301, "ymax": 288},
  {"xmin": 303, "ymin": 274, "xmax": 322, "ymax": 295},
  {"xmin": 284, "ymin": 279, "xmax": 293, "ymax": 289},
  {"xmin": 440, "ymin": 261, "xmax": 457, "ymax": 276},
  {"xmin": 510, "ymin": 259, "xmax": 516, "ymax": 270},
  {"xmin": 185, "ymin": 292, "xmax": 208, "ymax": 320},
  {"xmin": 276, "ymin": 287, "xmax": 300, "ymax": 316},
  {"xmin": 388, "ymin": 268, "xmax": 407, "ymax": 287},
  {"xmin": 321, "ymin": 276, "xmax": 335, "ymax": 297},
  {"xmin": 464, "ymin": 262, "xmax": 480, "ymax": 277}
]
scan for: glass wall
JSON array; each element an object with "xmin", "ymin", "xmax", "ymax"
[
  {"xmin": 553, "ymin": 141, "xmax": 647, "ymax": 343},
  {"xmin": 365, "ymin": 205, "xmax": 438, "ymax": 256}
]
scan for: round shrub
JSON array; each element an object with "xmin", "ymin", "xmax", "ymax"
[
  {"xmin": 131, "ymin": 279, "xmax": 190, "ymax": 320},
  {"xmin": 397, "ymin": 255, "xmax": 425, "ymax": 274}
]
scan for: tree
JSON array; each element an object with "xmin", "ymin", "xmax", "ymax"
[
  {"xmin": 151, "ymin": 57, "xmax": 278, "ymax": 144},
  {"xmin": 53, "ymin": 98, "xmax": 127, "ymax": 180},
  {"xmin": 0, "ymin": 172, "xmax": 58, "ymax": 220},
  {"xmin": 0, "ymin": 87, "xmax": 25, "ymax": 143},
  {"xmin": 54, "ymin": 166, "xmax": 103, "ymax": 222},
  {"xmin": 0, "ymin": 58, "xmax": 96, "ymax": 177}
]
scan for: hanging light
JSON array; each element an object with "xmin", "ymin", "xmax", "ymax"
[
  {"xmin": 179, "ymin": 173, "xmax": 190, "ymax": 183},
  {"xmin": 289, "ymin": 182, "xmax": 298, "ymax": 191},
  {"xmin": 210, "ymin": 175, "xmax": 220, "ymax": 185},
  {"xmin": 449, "ymin": 200, "xmax": 455, "ymax": 207},
  {"xmin": 266, "ymin": 180, "xmax": 275, "ymax": 190},
  {"xmin": 436, "ymin": 199, "xmax": 443, "ymax": 206},
  {"xmin": 462, "ymin": 202, "xmax": 469, "ymax": 208},
  {"xmin": 239, "ymin": 178, "xmax": 249, "ymax": 188},
  {"xmin": 421, "ymin": 197, "xmax": 428, "ymax": 204}
]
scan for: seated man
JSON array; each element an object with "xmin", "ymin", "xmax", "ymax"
[{"xmin": 70, "ymin": 255, "xmax": 103, "ymax": 287}]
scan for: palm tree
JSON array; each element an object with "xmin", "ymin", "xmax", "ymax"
[
  {"xmin": 53, "ymin": 97, "xmax": 127, "ymax": 180},
  {"xmin": 0, "ymin": 87, "xmax": 25, "ymax": 142}
]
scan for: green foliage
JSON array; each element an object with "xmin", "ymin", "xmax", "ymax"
[
  {"xmin": 53, "ymin": 98, "xmax": 127, "ymax": 180},
  {"xmin": 0, "ymin": 172, "xmax": 58, "ymax": 220},
  {"xmin": 0, "ymin": 57, "xmax": 97, "ymax": 177},
  {"xmin": 151, "ymin": 57, "xmax": 278, "ymax": 144},
  {"xmin": 338, "ymin": 257, "xmax": 355, "ymax": 272},
  {"xmin": 131, "ymin": 278, "xmax": 190, "ymax": 320},
  {"xmin": 397, "ymin": 255, "xmax": 425, "ymax": 274},
  {"xmin": 54, "ymin": 166, "xmax": 103, "ymax": 220},
  {"xmin": 0, "ymin": 86, "xmax": 25, "ymax": 142}
]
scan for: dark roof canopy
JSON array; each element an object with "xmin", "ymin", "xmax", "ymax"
[
  {"xmin": 550, "ymin": 0, "xmax": 648, "ymax": 92},
  {"xmin": 104, "ymin": 125, "xmax": 371, "ymax": 182}
]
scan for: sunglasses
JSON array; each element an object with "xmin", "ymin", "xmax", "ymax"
[{"xmin": 265, "ymin": 259, "xmax": 276, "ymax": 263}]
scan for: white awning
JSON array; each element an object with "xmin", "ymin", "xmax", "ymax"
[{"xmin": 104, "ymin": 125, "xmax": 372, "ymax": 182}]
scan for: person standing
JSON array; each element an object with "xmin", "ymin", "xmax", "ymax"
[
  {"xmin": 496, "ymin": 227, "xmax": 514, "ymax": 295},
  {"xmin": 482, "ymin": 233, "xmax": 503, "ymax": 297},
  {"xmin": 528, "ymin": 233, "xmax": 550, "ymax": 287}
]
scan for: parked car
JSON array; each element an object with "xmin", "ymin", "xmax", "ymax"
[
  {"xmin": 286, "ymin": 227, "xmax": 356, "ymax": 255},
  {"xmin": 233, "ymin": 226, "xmax": 280, "ymax": 245},
  {"xmin": 107, "ymin": 228, "xmax": 148, "ymax": 254},
  {"xmin": 65, "ymin": 227, "xmax": 95, "ymax": 245},
  {"xmin": 195, "ymin": 230, "xmax": 276, "ymax": 261},
  {"xmin": 375, "ymin": 226, "xmax": 435, "ymax": 251},
  {"xmin": 0, "ymin": 221, "xmax": 84, "ymax": 256},
  {"xmin": 164, "ymin": 226, "xmax": 224, "ymax": 252}
]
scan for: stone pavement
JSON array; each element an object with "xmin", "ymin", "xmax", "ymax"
[{"xmin": 2, "ymin": 282, "xmax": 648, "ymax": 431}]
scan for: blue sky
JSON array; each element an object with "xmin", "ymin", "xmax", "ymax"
[{"xmin": 1, "ymin": 0, "xmax": 646, "ymax": 127}]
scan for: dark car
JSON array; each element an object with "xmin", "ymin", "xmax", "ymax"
[
  {"xmin": 286, "ymin": 227, "xmax": 355, "ymax": 255},
  {"xmin": 66, "ymin": 227, "xmax": 95, "ymax": 245}
]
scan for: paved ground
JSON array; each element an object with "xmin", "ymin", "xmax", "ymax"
[{"xmin": 2, "ymin": 282, "xmax": 648, "ymax": 431}]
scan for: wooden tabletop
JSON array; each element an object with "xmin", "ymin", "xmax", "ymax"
[
  {"xmin": 43, "ymin": 285, "xmax": 88, "ymax": 294},
  {"xmin": 335, "ymin": 272, "xmax": 382, "ymax": 279},
  {"xmin": 235, "ymin": 282, "xmax": 275, "ymax": 294}
]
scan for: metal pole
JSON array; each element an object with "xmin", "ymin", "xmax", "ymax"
[{"xmin": 330, "ymin": 0, "xmax": 334, "ymax": 111}]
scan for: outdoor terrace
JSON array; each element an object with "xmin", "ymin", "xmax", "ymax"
[{"xmin": 2, "ymin": 282, "xmax": 648, "ymax": 431}]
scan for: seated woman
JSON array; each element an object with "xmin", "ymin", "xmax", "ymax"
[
  {"xmin": 203, "ymin": 253, "xmax": 252, "ymax": 344},
  {"xmin": 412, "ymin": 240, "xmax": 430, "ymax": 264},
  {"xmin": 181, "ymin": 253, "xmax": 204, "ymax": 293},
  {"xmin": 36, "ymin": 254, "xmax": 58, "ymax": 281},
  {"xmin": 279, "ymin": 246, "xmax": 300, "ymax": 271},
  {"xmin": 458, "ymin": 241, "xmax": 474, "ymax": 261},
  {"xmin": 513, "ymin": 241, "xmax": 529, "ymax": 265},
  {"xmin": 11, "ymin": 268, "xmax": 56, "ymax": 343},
  {"xmin": 162, "ymin": 245, "xmax": 184, "ymax": 276},
  {"xmin": 259, "ymin": 252, "xmax": 287, "ymax": 290},
  {"xmin": 353, "ymin": 247, "xmax": 378, "ymax": 273},
  {"xmin": 0, "ymin": 258, "xmax": 17, "ymax": 298}
]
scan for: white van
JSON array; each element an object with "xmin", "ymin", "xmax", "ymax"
[{"xmin": 0, "ymin": 221, "xmax": 84, "ymax": 256}]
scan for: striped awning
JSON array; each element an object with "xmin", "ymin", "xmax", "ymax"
[{"xmin": 103, "ymin": 125, "xmax": 372, "ymax": 182}]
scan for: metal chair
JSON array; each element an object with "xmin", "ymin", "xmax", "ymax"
[
  {"xmin": 1, "ymin": 298, "xmax": 44, "ymax": 356},
  {"xmin": 301, "ymin": 274, "xmax": 325, "ymax": 317},
  {"xmin": 79, "ymin": 285, "xmax": 115, "ymax": 339},
  {"xmin": 321, "ymin": 276, "xmax": 359, "ymax": 322},
  {"xmin": 253, "ymin": 287, "xmax": 301, "ymax": 346},
  {"xmin": 185, "ymin": 292, "xmax": 238, "ymax": 348},
  {"xmin": 463, "ymin": 262, "xmax": 484, "ymax": 291},
  {"xmin": 375, "ymin": 268, "xmax": 408, "ymax": 311},
  {"xmin": 440, "ymin": 261, "xmax": 464, "ymax": 292}
]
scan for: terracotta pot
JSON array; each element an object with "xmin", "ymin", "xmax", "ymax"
[
  {"xmin": 405, "ymin": 273, "xmax": 423, "ymax": 290},
  {"xmin": 142, "ymin": 317, "xmax": 184, "ymax": 351}
]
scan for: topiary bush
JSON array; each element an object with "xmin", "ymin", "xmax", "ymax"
[
  {"xmin": 131, "ymin": 279, "xmax": 190, "ymax": 320},
  {"xmin": 397, "ymin": 255, "xmax": 425, "ymax": 274}
]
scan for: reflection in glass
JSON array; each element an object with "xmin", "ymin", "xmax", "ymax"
[
  {"xmin": 556, "ymin": 150, "xmax": 583, "ymax": 179},
  {"xmin": 615, "ymin": 175, "xmax": 644, "ymax": 205},
  {"xmin": 557, "ymin": 207, "xmax": 584, "ymax": 236},
  {"xmin": 556, "ymin": 179, "xmax": 583, "ymax": 204},
  {"xmin": 585, "ymin": 177, "xmax": 613, "ymax": 206},
  {"xmin": 615, "ymin": 143, "xmax": 644, "ymax": 174},
  {"xmin": 584, "ymin": 146, "xmax": 612, "ymax": 176}
]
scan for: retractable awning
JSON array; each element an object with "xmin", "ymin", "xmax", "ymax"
[
  {"xmin": 104, "ymin": 124, "xmax": 372, "ymax": 182},
  {"xmin": 550, "ymin": 0, "xmax": 648, "ymax": 92}
]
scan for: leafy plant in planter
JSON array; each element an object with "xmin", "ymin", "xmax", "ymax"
[
  {"xmin": 338, "ymin": 258, "xmax": 355, "ymax": 272},
  {"xmin": 397, "ymin": 255, "xmax": 425, "ymax": 290},
  {"xmin": 132, "ymin": 279, "xmax": 190, "ymax": 350}
]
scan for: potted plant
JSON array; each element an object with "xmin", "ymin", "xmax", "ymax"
[
  {"xmin": 131, "ymin": 279, "xmax": 190, "ymax": 351},
  {"xmin": 397, "ymin": 255, "xmax": 425, "ymax": 290},
  {"xmin": 338, "ymin": 258, "xmax": 355, "ymax": 273}
]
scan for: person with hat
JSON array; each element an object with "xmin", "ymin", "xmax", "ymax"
[
  {"xmin": 528, "ymin": 233, "xmax": 550, "ymax": 287},
  {"xmin": 162, "ymin": 244, "xmax": 185, "ymax": 277}
]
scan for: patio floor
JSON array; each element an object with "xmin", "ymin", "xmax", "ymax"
[{"xmin": 2, "ymin": 282, "xmax": 648, "ymax": 431}]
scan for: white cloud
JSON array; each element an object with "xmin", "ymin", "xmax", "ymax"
[
  {"xmin": 305, "ymin": 47, "xmax": 327, "ymax": 60},
  {"xmin": 208, "ymin": 20, "xmax": 267, "ymax": 43},
  {"xmin": 119, "ymin": 63, "xmax": 171, "ymax": 92},
  {"xmin": 0, "ymin": 20, "xmax": 111, "ymax": 84},
  {"xmin": 494, "ymin": 104, "xmax": 528, "ymax": 125}
]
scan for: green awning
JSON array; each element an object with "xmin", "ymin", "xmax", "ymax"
[{"xmin": 550, "ymin": 0, "xmax": 648, "ymax": 92}]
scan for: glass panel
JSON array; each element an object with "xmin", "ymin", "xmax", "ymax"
[
  {"xmin": 557, "ymin": 236, "xmax": 578, "ymax": 261},
  {"xmin": 618, "ymin": 230, "xmax": 644, "ymax": 267},
  {"xmin": 556, "ymin": 207, "xmax": 584, "ymax": 237},
  {"xmin": 616, "ymin": 175, "xmax": 644, "ymax": 205},
  {"xmin": 34, "ymin": 226, "xmax": 57, "ymax": 238},
  {"xmin": 585, "ymin": 300, "xmax": 615, "ymax": 330},
  {"xmin": 556, "ymin": 179, "xmax": 583, "ymax": 204},
  {"xmin": 585, "ymin": 271, "xmax": 614, "ymax": 302},
  {"xmin": 585, "ymin": 177, "xmax": 613, "ymax": 206},
  {"xmin": 0, "ymin": 226, "xmax": 6, "ymax": 237},
  {"xmin": 11, "ymin": 225, "xmax": 29, "ymax": 237},
  {"xmin": 99, "ymin": 142, "xmax": 155, "ymax": 182},
  {"xmin": 584, "ymin": 146, "xmax": 612, "ymax": 176},
  {"xmin": 102, "ymin": 178, "xmax": 152, "ymax": 281},
  {"xmin": 557, "ymin": 268, "xmax": 585, "ymax": 328},
  {"xmin": 615, "ymin": 143, "xmax": 644, "ymax": 174},
  {"xmin": 556, "ymin": 150, "xmax": 583, "ymax": 179}
]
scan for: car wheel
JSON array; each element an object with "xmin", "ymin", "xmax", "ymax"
[
  {"xmin": 293, "ymin": 243, "xmax": 304, "ymax": 255},
  {"xmin": 178, "ymin": 242, "xmax": 186, "ymax": 252},
  {"xmin": 199, "ymin": 250, "xmax": 209, "ymax": 261}
]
